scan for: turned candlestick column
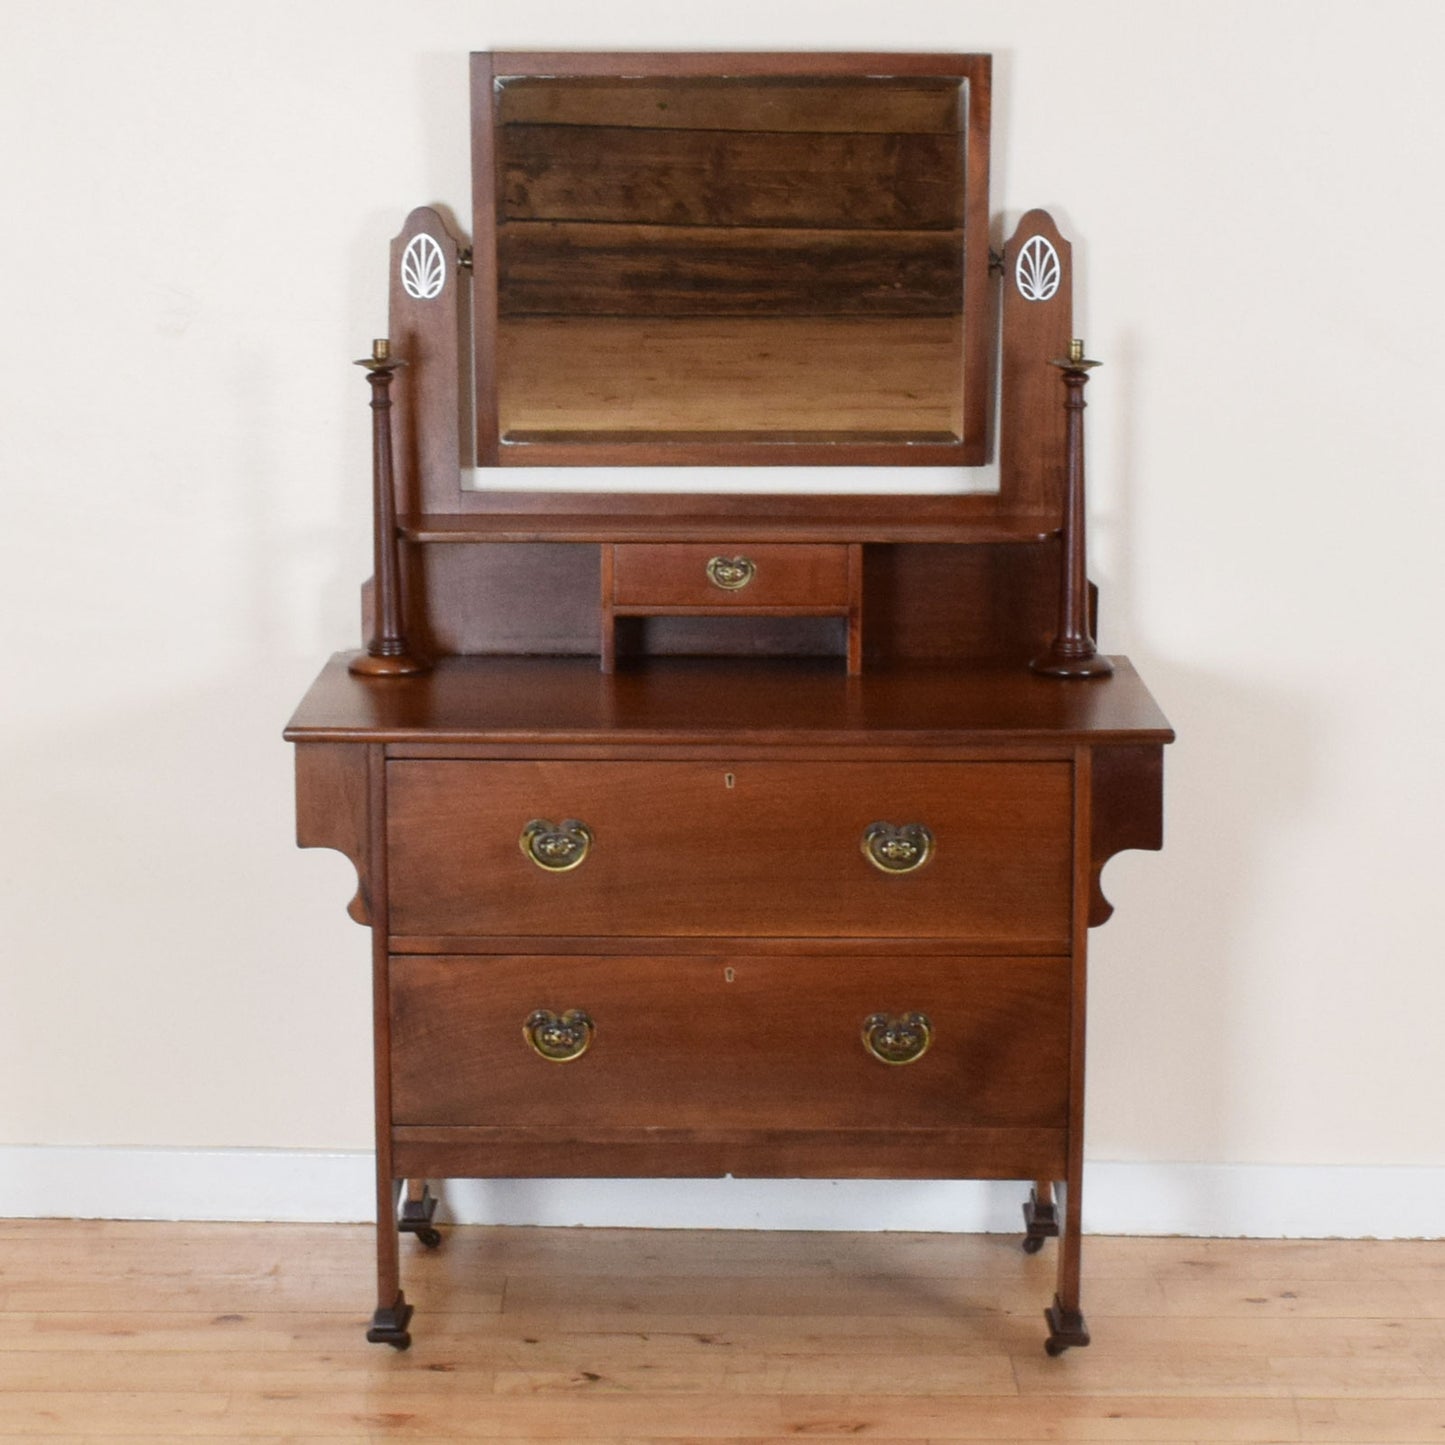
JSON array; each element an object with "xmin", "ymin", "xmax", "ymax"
[
  {"xmin": 1031, "ymin": 339, "xmax": 1113, "ymax": 680},
  {"xmin": 349, "ymin": 338, "xmax": 428, "ymax": 678}
]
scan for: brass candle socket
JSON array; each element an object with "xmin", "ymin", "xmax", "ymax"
[
  {"xmin": 355, "ymin": 337, "xmax": 408, "ymax": 374},
  {"xmin": 1049, "ymin": 337, "xmax": 1101, "ymax": 373}
]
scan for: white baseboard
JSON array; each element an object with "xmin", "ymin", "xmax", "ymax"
[{"xmin": 1, "ymin": 1147, "xmax": 1439, "ymax": 1238}]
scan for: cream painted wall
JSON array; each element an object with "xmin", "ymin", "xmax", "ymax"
[{"xmin": 2, "ymin": 0, "xmax": 1442, "ymax": 1184}]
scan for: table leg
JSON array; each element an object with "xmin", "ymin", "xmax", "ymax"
[
  {"xmin": 399, "ymin": 1179, "xmax": 443, "ymax": 1249},
  {"xmin": 1044, "ymin": 1175, "xmax": 1090, "ymax": 1354},
  {"xmin": 1022, "ymin": 1179, "xmax": 1060, "ymax": 1253},
  {"xmin": 366, "ymin": 1177, "xmax": 413, "ymax": 1349}
]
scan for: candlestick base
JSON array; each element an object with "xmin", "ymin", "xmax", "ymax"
[
  {"xmin": 349, "ymin": 649, "xmax": 430, "ymax": 678},
  {"xmin": 1030, "ymin": 647, "xmax": 1114, "ymax": 680}
]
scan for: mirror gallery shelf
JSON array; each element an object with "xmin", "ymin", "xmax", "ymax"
[{"xmin": 397, "ymin": 511, "xmax": 1058, "ymax": 545}]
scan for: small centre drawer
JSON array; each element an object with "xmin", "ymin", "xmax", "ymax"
[
  {"xmin": 386, "ymin": 759, "xmax": 1072, "ymax": 941},
  {"xmin": 390, "ymin": 953, "xmax": 1070, "ymax": 1131},
  {"xmin": 611, "ymin": 543, "xmax": 851, "ymax": 610}
]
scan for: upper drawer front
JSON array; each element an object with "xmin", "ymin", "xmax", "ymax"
[
  {"xmin": 387, "ymin": 760, "xmax": 1072, "ymax": 940},
  {"xmin": 390, "ymin": 953, "xmax": 1069, "ymax": 1131},
  {"xmin": 611, "ymin": 543, "xmax": 850, "ymax": 608}
]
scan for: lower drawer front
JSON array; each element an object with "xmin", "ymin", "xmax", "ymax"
[{"xmin": 390, "ymin": 954, "xmax": 1069, "ymax": 1132}]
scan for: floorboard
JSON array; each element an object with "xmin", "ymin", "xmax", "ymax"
[{"xmin": 0, "ymin": 1222, "xmax": 1441, "ymax": 1441}]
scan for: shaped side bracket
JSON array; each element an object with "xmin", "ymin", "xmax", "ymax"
[
  {"xmin": 294, "ymin": 742, "xmax": 370, "ymax": 925},
  {"xmin": 1089, "ymin": 743, "xmax": 1165, "ymax": 926}
]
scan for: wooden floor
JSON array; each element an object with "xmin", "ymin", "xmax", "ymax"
[{"xmin": 0, "ymin": 1221, "xmax": 1441, "ymax": 1441}]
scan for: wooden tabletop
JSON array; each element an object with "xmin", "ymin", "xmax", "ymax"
[{"xmin": 286, "ymin": 654, "xmax": 1173, "ymax": 747}]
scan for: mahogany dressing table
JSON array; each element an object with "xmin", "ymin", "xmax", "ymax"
[{"xmin": 286, "ymin": 51, "xmax": 1173, "ymax": 1353}]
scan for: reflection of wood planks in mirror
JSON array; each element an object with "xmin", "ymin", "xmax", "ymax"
[
  {"xmin": 497, "ymin": 315, "xmax": 962, "ymax": 440},
  {"xmin": 500, "ymin": 126, "xmax": 962, "ymax": 230},
  {"xmin": 495, "ymin": 76, "xmax": 962, "ymax": 134},
  {"xmin": 492, "ymin": 75, "xmax": 965, "ymax": 442},
  {"xmin": 499, "ymin": 224, "xmax": 961, "ymax": 317}
]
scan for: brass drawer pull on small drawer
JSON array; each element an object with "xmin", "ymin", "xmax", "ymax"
[
  {"xmin": 520, "ymin": 818, "xmax": 593, "ymax": 872},
  {"xmin": 705, "ymin": 555, "xmax": 756, "ymax": 590},
  {"xmin": 862, "ymin": 821, "xmax": 935, "ymax": 874},
  {"xmin": 524, "ymin": 1009, "xmax": 595, "ymax": 1062},
  {"xmin": 861, "ymin": 1011, "xmax": 933, "ymax": 1066}
]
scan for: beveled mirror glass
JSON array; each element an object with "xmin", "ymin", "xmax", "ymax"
[{"xmin": 472, "ymin": 53, "xmax": 992, "ymax": 469}]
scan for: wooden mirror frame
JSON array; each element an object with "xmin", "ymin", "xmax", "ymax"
[{"xmin": 470, "ymin": 51, "xmax": 994, "ymax": 481}]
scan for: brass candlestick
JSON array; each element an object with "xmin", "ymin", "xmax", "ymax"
[
  {"xmin": 1031, "ymin": 339, "xmax": 1113, "ymax": 680},
  {"xmin": 349, "ymin": 338, "xmax": 429, "ymax": 678}
]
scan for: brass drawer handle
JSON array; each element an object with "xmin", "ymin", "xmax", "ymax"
[
  {"xmin": 520, "ymin": 818, "xmax": 593, "ymax": 872},
  {"xmin": 861, "ymin": 1011, "xmax": 933, "ymax": 1066},
  {"xmin": 524, "ymin": 1008, "xmax": 595, "ymax": 1062},
  {"xmin": 862, "ymin": 821, "xmax": 935, "ymax": 874},
  {"xmin": 705, "ymin": 555, "xmax": 756, "ymax": 591}
]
